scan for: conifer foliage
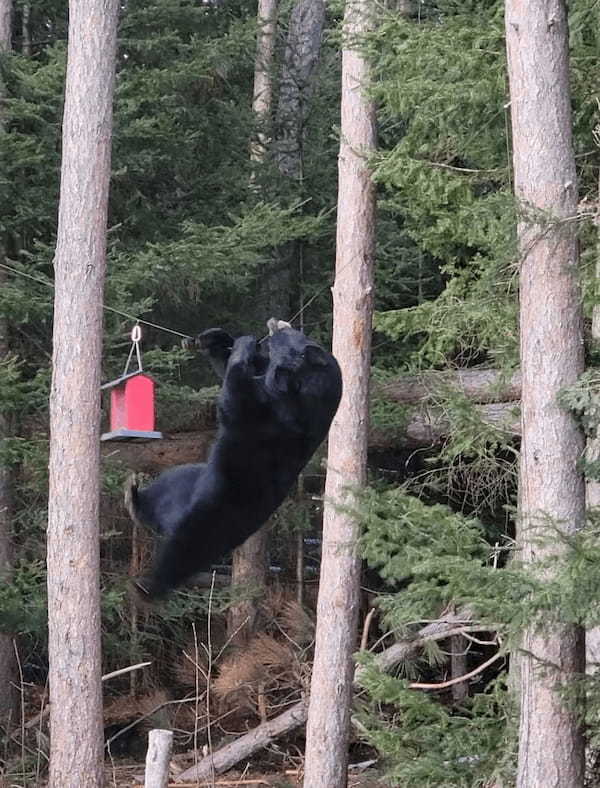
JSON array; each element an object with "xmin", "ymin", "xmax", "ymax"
[{"xmin": 1, "ymin": 0, "xmax": 600, "ymax": 784}]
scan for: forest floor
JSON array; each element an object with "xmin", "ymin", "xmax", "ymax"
[{"xmin": 105, "ymin": 760, "xmax": 390, "ymax": 787}]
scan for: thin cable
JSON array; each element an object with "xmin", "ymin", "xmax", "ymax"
[
  {"xmin": 0, "ymin": 260, "xmax": 192, "ymax": 339},
  {"xmin": 0, "ymin": 257, "xmax": 334, "ymax": 340},
  {"xmin": 102, "ymin": 304, "xmax": 192, "ymax": 339}
]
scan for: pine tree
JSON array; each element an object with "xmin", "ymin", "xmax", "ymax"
[{"xmin": 46, "ymin": 0, "xmax": 119, "ymax": 781}]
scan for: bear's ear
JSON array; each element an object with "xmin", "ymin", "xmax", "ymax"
[{"xmin": 305, "ymin": 345, "xmax": 329, "ymax": 367}]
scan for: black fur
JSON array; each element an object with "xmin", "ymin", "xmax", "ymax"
[{"xmin": 125, "ymin": 322, "xmax": 342, "ymax": 599}]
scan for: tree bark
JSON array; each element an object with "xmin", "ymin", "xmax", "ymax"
[
  {"xmin": 0, "ymin": 0, "xmax": 19, "ymax": 732},
  {"xmin": 256, "ymin": 0, "xmax": 327, "ymax": 330},
  {"xmin": 0, "ymin": 0, "xmax": 9, "ymax": 49},
  {"xmin": 274, "ymin": 0, "xmax": 326, "ymax": 180},
  {"xmin": 0, "ymin": 273, "xmax": 18, "ymax": 731},
  {"xmin": 144, "ymin": 728, "xmax": 173, "ymax": 788},
  {"xmin": 227, "ymin": 525, "xmax": 269, "ymax": 646},
  {"xmin": 46, "ymin": 0, "xmax": 119, "ymax": 784},
  {"xmin": 376, "ymin": 367, "xmax": 521, "ymax": 405},
  {"xmin": 250, "ymin": 0, "xmax": 278, "ymax": 167},
  {"xmin": 450, "ymin": 634, "xmax": 469, "ymax": 704},
  {"xmin": 21, "ymin": 2, "xmax": 30, "ymax": 55},
  {"xmin": 587, "ymin": 172, "xmax": 600, "ymax": 672},
  {"xmin": 303, "ymin": 0, "xmax": 376, "ymax": 784},
  {"xmin": 505, "ymin": 2, "xmax": 586, "ymax": 785}
]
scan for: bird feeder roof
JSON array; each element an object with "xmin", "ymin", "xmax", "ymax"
[{"xmin": 100, "ymin": 369, "xmax": 158, "ymax": 390}]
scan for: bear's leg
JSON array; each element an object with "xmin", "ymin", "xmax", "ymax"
[{"xmin": 133, "ymin": 533, "xmax": 203, "ymax": 599}]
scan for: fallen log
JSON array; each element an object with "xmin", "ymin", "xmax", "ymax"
[
  {"xmin": 102, "ymin": 399, "xmax": 520, "ymax": 471},
  {"xmin": 376, "ymin": 367, "xmax": 521, "ymax": 405},
  {"xmin": 176, "ymin": 611, "xmax": 479, "ymax": 782},
  {"xmin": 100, "ymin": 367, "xmax": 522, "ymax": 468},
  {"xmin": 101, "ymin": 430, "xmax": 216, "ymax": 472},
  {"xmin": 379, "ymin": 400, "xmax": 520, "ymax": 449},
  {"xmin": 177, "ymin": 700, "xmax": 309, "ymax": 782}
]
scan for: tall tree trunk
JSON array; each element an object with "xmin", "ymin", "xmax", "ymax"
[
  {"xmin": 505, "ymin": 2, "xmax": 586, "ymax": 786},
  {"xmin": 303, "ymin": 0, "xmax": 376, "ymax": 785},
  {"xmin": 256, "ymin": 0, "xmax": 326, "ymax": 321},
  {"xmin": 0, "ymin": 0, "xmax": 9, "ymax": 50},
  {"xmin": 21, "ymin": 2, "xmax": 31, "ymax": 56},
  {"xmin": 227, "ymin": 0, "xmax": 279, "ymax": 648},
  {"xmin": 0, "ymin": 0, "xmax": 19, "ymax": 732},
  {"xmin": 274, "ymin": 0, "xmax": 325, "ymax": 180},
  {"xmin": 46, "ymin": 0, "xmax": 119, "ymax": 784},
  {"xmin": 250, "ymin": 0, "xmax": 278, "ymax": 168},
  {"xmin": 587, "ymin": 169, "xmax": 600, "ymax": 670},
  {"xmin": 0, "ymin": 277, "xmax": 17, "ymax": 732},
  {"xmin": 227, "ymin": 527, "xmax": 269, "ymax": 646}
]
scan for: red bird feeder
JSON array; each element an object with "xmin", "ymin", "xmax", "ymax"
[{"xmin": 101, "ymin": 325, "xmax": 163, "ymax": 441}]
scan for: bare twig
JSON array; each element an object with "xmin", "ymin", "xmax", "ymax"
[
  {"xmin": 408, "ymin": 651, "xmax": 504, "ymax": 691},
  {"xmin": 179, "ymin": 611, "xmax": 484, "ymax": 781},
  {"xmin": 25, "ymin": 660, "xmax": 152, "ymax": 731},
  {"xmin": 360, "ymin": 608, "xmax": 376, "ymax": 652},
  {"xmin": 102, "ymin": 661, "xmax": 152, "ymax": 682},
  {"xmin": 425, "ymin": 160, "xmax": 506, "ymax": 175}
]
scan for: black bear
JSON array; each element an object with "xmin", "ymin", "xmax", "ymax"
[{"xmin": 125, "ymin": 319, "xmax": 342, "ymax": 599}]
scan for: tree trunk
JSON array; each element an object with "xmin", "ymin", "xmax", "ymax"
[
  {"xmin": 0, "ymin": 270, "xmax": 18, "ymax": 731},
  {"xmin": 144, "ymin": 728, "xmax": 173, "ymax": 788},
  {"xmin": 227, "ymin": 525, "xmax": 269, "ymax": 646},
  {"xmin": 250, "ymin": 0, "xmax": 278, "ymax": 167},
  {"xmin": 505, "ymin": 2, "xmax": 586, "ymax": 785},
  {"xmin": 450, "ymin": 634, "xmax": 469, "ymax": 704},
  {"xmin": 0, "ymin": 0, "xmax": 9, "ymax": 50},
  {"xmin": 274, "ymin": 0, "xmax": 326, "ymax": 180},
  {"xmin": 256, "ymin": 0, "xmax": 327, "ymax": 322},
  {"xmin": 21, "ymin": 2, "xmax": 30, "ymax": 55},
  {"xmin": 46, "ymin": 0, "xmax": 119, "ymax": 784},
  {"xmin": 587, "ymin": 170, "xmax": 600, "ymax": 672},
  {"xmin": 0, "ymin": 0, "xmax": 19, "ymax": 732},
  {"xmin": 303, "ymin": 0, "xmax": 376, "ymax": 784},
  {"xmin": 227, "ymin": 0, "xmax": 279, "ymax": 647}
]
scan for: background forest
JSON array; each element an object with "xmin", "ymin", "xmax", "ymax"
[{"xmin": 1, "ymin": 0, "xmax": 600, "ymax": 785}]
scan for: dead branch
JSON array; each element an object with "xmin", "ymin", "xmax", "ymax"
[
  {"xmin": 177, "ymin": 699, "xmax": 309, "ymax": 782},
  {"xmin": 145, "ymin": 781, "xmax": 270, "ymax": 787},
  {"xmin": 177, "ymin": 611, "xmax": 482, "ymax": 782},
  {"xmin": 24, "ymin": 660, "xmax": 153, "ymax": 731},
  {"xmin": 408, "ymin": 650, "xmax": 505, "ymax": 691}
]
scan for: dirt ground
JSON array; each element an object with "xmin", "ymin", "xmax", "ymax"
[{"xmin": 105, "ymin": 761, "xmax": 390, "ymax": 787}]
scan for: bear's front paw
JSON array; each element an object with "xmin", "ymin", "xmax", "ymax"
[
  {"xmin": 228, "ymin": 335, "xmax": 259, "ymax": 368},
  {"xmin": 129, "ymin": 576, "xmax": 168, "ymax": 606}
]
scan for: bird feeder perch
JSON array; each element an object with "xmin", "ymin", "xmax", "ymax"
[{"xmin": 101, "ymin": 325, "xmax": 163, "ymax": 441}]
